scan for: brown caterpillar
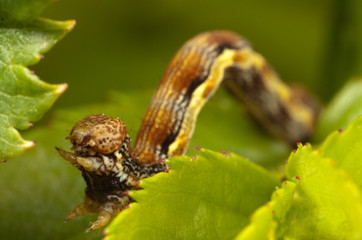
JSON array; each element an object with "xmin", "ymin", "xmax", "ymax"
[{"xmin": 56, "ymin": 31, "xmax": 319, "ymax": 231}]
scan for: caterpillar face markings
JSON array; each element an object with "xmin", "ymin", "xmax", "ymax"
[{"xmin": 56, "ymin": 31, "xmax": 319, "ymax": 231}]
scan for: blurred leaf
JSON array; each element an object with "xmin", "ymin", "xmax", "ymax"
[
  {"xmin": 106, "ymin": 149, "xmax": 279, "ymax": 240},
  {"xmin": 236, "ymin": 117, "xmax": 362, "ymax": 240},
  {"xmin": 0, "ymin": 0, "xmax": 75, "ymax": 160},
  {"xmin": 313, "ymin": 78, "xmax": 362, "ymax": 142}
]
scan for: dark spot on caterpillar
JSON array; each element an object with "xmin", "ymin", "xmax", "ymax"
[
  {"xmin": 208, "ymin": 31, "xmax": 250, "ymax": 55},
  {"xmin": 214, "ymin": 42, "xmax": 244, "ymax": 55}
]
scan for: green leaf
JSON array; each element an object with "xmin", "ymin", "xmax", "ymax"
[
  {"xmin": 234, "ymin": 202, "xmax": 274, "ymax": 240},
  {"xmin": 313, "ymin": 78, "xmax": 362, "ymax": 142},
  {"xmin": 319, "ymin": 115, "xmax": 362, "ymax": 189},
  {"xmin": 105, "ymin": 149, "xmax": 279, "ymax": 240},
  {"xmin": 0, "ymin": 1, "xmax": 75, "ymax": 160},
  {"xmin": 284, "ymin": 145, "xmax": 362, "ymax": 239},
  {"xmin": 237, "ymin": 116, "xmax": 362, "ymax": 239}
]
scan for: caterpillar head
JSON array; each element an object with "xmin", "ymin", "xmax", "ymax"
[
  {"xmin": 68, "ymin": 114, "xmax": 129, "ymax": 156},
  {"xmin": 55, "ymin": 114, "xmax": 135, "ymax": 231}
]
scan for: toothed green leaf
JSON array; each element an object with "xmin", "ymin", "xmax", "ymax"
[
  {"xmin": 236, "ymin": 117, "xmax": 362, "ymax": 240},
  {"xmin": 0, "ymin": 0, "xmax": 74, "ymax": 160},
  {"xmin": 319, "ymin": 115, "xmax": 362, "ymax": 189},
  {"xmin": 105, "ymin": 149, "xmax": 279, "ymax": 240}
]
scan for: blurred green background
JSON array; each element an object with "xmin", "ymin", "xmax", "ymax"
[
  {"xmin": 2, "ymin": 0, "xmax": 362, "ymax": 239},
  {"xmin": 34, "ymin": 0, "xmax": 338, "ymax": 109}
]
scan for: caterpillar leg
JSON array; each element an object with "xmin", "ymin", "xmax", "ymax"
[
  {"xmin": 64, "ymin": 195, "xmax": 98, "ymax": 222},
  {"xmin": 85, "ymin": 201, "xmax": 124, "ymax": 232},
  {"xmin": 65, "ymin": 195, "xmax": 130, "ymax": 232},
  {"xmin": 56, "ymin": 147, "xmax": 101, "ymax": 171}
]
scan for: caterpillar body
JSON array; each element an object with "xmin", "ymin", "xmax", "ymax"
[{"xmin": 56, "ymin": 31, "xmax": 319, "ymax": 231}]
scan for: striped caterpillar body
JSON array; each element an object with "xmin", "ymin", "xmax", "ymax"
[{"xmin": 56, "ymin": 31, "xmax": 319, "ymax": 231}]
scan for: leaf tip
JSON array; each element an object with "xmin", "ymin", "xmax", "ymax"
[
  {"xmin": 55, "ymin": 83, "xmax": 68, "ymax": 95},
  {"xmin": 22, "ymin": 140, "xmax": 36, "ymax": 150},
  {"xmin": 63, "ymin": 19, "xmax": 77, "ymax": 31}
]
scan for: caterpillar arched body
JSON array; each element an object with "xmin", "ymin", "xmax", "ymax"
[{"xmin": 56, "ymin": 31, "xmax": 319, "ymax": 231}]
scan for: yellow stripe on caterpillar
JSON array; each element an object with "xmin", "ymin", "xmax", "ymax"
[{"xmin": 168, "ymin": 48, "xmax": 237, "ymax": 156}]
